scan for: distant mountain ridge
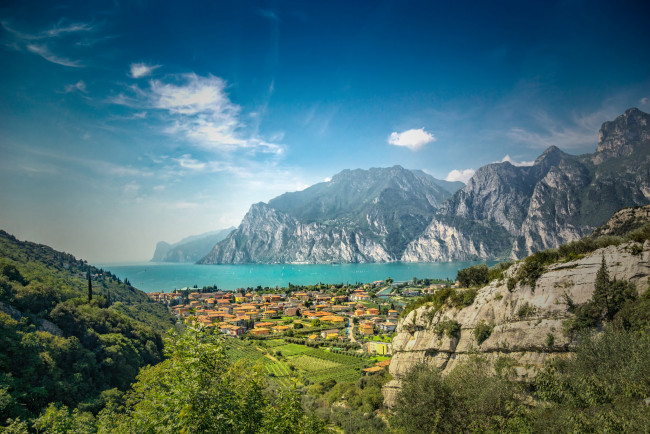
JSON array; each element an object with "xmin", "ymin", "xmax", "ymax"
[
  {"xmin": 200, "ymin": 166, "xmax": 456, "ymax": 264},
  {"xmin": 152, "ymin": 227, "xmax": 234, "ymax": 262},
  {"xmin": 200, "ymin": 108, "xmax": 650, "ymax": 264}
]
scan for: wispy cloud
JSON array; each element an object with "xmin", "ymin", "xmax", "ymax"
[
  {"xmin": 27, "ymin": 43, "xmax": 83, "ymax": 67},
  {"xmin": 506, "ymin": 107, "xmax": 619, "ymax": 150},
  {"xmin": 129, "ymin": 62, "xmax": 161, "ymax": 79},
  {"xmin": 2, "ymin": 19, "xmax": 97, "ymax": 67},
  {"xmin": 388, "ymin": 128, "xmax": 436, "ymax": 151},
  {"xmin": 63, "ymin": 80, "xmax": 87, "ymax": 93},
  {"xmin": 445, "ymin": 168, "xmax": 475, "ymax": 183},
  {"xmin": 113, "ymin": 72, "xmax": 285, "ymax": 155}
]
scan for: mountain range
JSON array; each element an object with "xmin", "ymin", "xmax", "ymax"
[
  {"xmin": 199, "ymin": 107, "xmax": 650, "ymax": 264},
  {"xmin": 151, "ymin": 227, "xmax": 235, "ymax": 262}
]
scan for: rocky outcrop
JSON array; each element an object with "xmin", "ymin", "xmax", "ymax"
[{"xmin": 383, "ymin": 240, "xmax": 650, "ymax": 407}]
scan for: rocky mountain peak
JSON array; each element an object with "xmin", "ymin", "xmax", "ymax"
[
  {"xmin": 533, "ymin": 145, "xmax": 567, "ymax": 167},
  {"xmin": 595, "ymin": 107, "xmax": 650, "ymax": 163}
]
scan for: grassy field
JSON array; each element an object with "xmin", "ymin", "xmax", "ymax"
[{"xmin": 226, "ymin": 338, "xmax": 371, "ymax": 388}]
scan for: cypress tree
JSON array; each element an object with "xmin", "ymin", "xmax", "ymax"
[
  {"xmin": 87, "ymin": 268, "xmax": 93, "ymax": 302},
  {"xmin": 593, "ymin": 255, "xmax": 610, "ymax": 316}
]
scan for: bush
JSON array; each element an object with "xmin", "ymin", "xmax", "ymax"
[
  {"xmin": 488, "ymin": 261, "xmax": 514, "ymax": 282},
  {"xmin": 473, "ymin": 321, "xmax": 494, "ymax": 345},
  {"xmin": 434, "ymin": 319, "xmax": 461, "ymax": 339},
  {"xmin": 517, "ymin": 302, "xmax": 537, "ymax": 319},
  {"xmin": 457, "ymin": 264, "xmax": 489, "ymax": 288}
]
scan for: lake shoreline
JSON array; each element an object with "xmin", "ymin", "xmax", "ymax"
[{"xmin": 95, "ymin": 261, "xmax": 498, "ymax": 293}]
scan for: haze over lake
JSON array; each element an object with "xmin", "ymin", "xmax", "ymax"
[{"xmin": 96, "ymin": 261, "xmax": 496, "ymax": 293}]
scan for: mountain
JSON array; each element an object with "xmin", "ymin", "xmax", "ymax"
[
  {"xmin": 152, "ymin": 227, "xmax": 235, "ymax": 262},
  {"xmin": 200, "ymin": 166, "xmax": 454, "ymax": 264},
  {"xmin": 202, "ymin": 108, "xmax": 650, "ymax": 264},
  {"xmin": 404, "ymin": 108, "xmax": 650, "ymax": 261}
]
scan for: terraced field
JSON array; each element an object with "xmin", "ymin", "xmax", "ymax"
[{"xmin": 226, "ymin": 338, "xmax": 369, "ymax": 388}]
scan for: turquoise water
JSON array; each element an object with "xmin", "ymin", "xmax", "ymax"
[{"xmin": 94, "ymin": 261, "xmax": 497, "ymax": 293}]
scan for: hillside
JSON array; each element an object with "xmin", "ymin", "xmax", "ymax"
[
  {"xmin": 0, "ymin": 230, "xmax": 175, "ymax": 421},
  {"xmin": 384, "ymin": 205, "xmax": 650, "ymax": 408}
]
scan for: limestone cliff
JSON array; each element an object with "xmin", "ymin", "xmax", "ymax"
[{"xmin": 383, "ymin": 238, "xmax": 650, "ymax": 407}]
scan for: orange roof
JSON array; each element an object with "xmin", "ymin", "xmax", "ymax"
[
  {"xmin": 376, "ymin": 359, "xmax": 391, "ymax": 367},
  {"xmin": 363, "ymin": 366, "xmax": 385, "ymax": 373}
]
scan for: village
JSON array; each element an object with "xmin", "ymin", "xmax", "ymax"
[{"xmin": 147, "ymin": 278, "xmax": 456, "ymax": 360}]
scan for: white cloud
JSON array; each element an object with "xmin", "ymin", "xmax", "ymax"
[
  {"xmin": 640, "ymin": 97, "xmax": 649, "ymax": 106},
  {"xmin": 388, "ymin": 128, "xmax": 435, "ymax": 151},
  {"xmin": 26, "ymin": 44, "xmax": 83, "ymax": 67},
  {"xmin": 113, "ymin": 73, "xmax": 284, "ymax": 154},
  {"xmin": 323, "ymin": 177, "xmax": 332, "ymax": 182},
  {"xmin": 174, "ymin": 154, "xmax": 206, "ymax": 171},
  {"xmin": 129, "ymin": 62, "xmax": 161, "ymax": 79},
  {"xmin": 64, "ymin": 80, "xmax": 87, "ymax": 93},
  {"xmin": 499, "ymin": 154, "xmax": 535, "ymax": 167},
  {"xmin": 445, "ymin": 168, "xmax": 475, "ymax": 183}
]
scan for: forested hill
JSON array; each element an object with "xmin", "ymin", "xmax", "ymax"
[{"xmin": 0, "ymin": 230, "xmax": 175, "ymax": 423}]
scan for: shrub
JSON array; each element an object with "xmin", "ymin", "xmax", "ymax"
[
  {"xmin": 434, "ymin": 319, "xmax": 461, "ymax": 339},
  {"xmin": 473, "ymin": 321, "xmax": 494, "ymax": 345},
  {"xmin": 488, "ymin": 261, "xmax": 514, "ymax": 282},
  {"xmin": 517, "ymin": 302, "xmax": 537, "ymax": 319},
  {"xmin": 457, "ymin": 264, "xmax": 489, "ymax": 288}
]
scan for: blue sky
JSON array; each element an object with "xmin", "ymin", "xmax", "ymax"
[{"xmin": 1, "ymin": 0, "xmax": 649, "ymax": 262}]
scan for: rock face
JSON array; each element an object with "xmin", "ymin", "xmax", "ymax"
[
  {"xmin": 200, "ymin": 166, "xmax": 456, "ymax": 264},
  {"xmin": 405, "ymin": 108, "xmax": 650, "ymax": 261},
  {"xmin": 383, "ymin": 239, "xmax": 650, "ymax": 408},
  {"xmin": 202, "ymin": 108, "xmax": 650, "ymax": 264}
]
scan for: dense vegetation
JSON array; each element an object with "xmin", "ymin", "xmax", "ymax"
[
  {"xmin": 0, "ymin": 231, "xmax": 174, "ymax": 428},
  {"xmin": 3, "ymin": 329, "xmax": 326, "ymax": 433},
  {"xmin": 400, "ymin": 286, "xmax": 477, "ymax": 319}
]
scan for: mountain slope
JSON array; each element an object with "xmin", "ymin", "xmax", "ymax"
[
  {"xmin": 201, "ymin": 166, "xmax": 454, "ymax": 263},
  {"xmin": 152, "ymin": 227, "xmax": 234, "ymax": 262}
]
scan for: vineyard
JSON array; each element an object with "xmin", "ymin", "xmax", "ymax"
[{"xmin": 225, "ymin": 338, "xmax": 370, "ymax": 387}]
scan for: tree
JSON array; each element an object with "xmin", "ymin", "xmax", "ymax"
[
  {"xmin": 593, "ymin": 256, "xmax": 637, "ymax": 321},
  {"xmin": 87, "ymin": 269, "xmax": 92, "ymax": 302}
]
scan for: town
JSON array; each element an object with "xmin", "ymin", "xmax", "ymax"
[{"xmin": 147, "ymin": 278, "xmax": 455, "ymax": 360}]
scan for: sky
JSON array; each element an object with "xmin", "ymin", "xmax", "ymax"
[{"xmin": 1, "ymin": 0, "xmax": 650, "ymax": 262}]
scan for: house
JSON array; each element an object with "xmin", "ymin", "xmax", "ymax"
[
  {"xmin": 250, "ymin": 328, "xmax": 270, "ymax": 336},
  {"xmin": 367, "ymin": 341, "xmax": 391, "ymax": 355},
  {"xmin": 359, "ymin": 323, "xmax": 375, "ymax": 335},
  {"xmin": 379, "ymin": 322, "xmax": 396, "ymax": 333},
  {"xmin": 320, "ymin": 329, "xmax": 339, "ymax": 339},
  {"xmin": 363, "ymin": 366, "xmax": 385, "ymax": 374},
  {"xmin": 284, "ymin": 307, "xmax": 300, "ymax": 317},
  {"xmin": 354, "ymin": 309, "xmax": 366, "ymax": 317},
  {"xmin": 366, "ymin": 308, "xmax": 379, "ymax": 316},
  {"xmin": 272, "ymin": 325, "xmax": 290, "ymax": 334}
]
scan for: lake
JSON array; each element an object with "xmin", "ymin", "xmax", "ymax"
[{"xmin": 95, "ymin": 261, "xmax": 497, "ymax": 293}]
